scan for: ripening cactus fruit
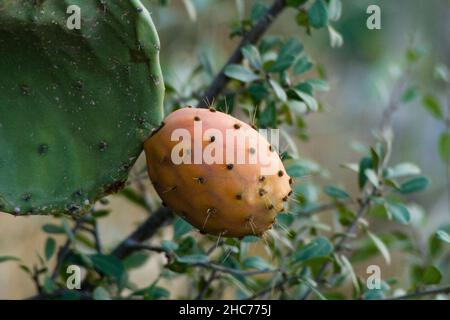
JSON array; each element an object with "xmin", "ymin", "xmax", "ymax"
[
  {"xmin": 0, "ymin": 1, "xmax": 164, "ymax": 215},
  {"xmin": 144, "ymin": 107, "xmax": 292, "ymax": 238}
]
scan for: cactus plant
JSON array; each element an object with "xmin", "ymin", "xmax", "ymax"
[
  {"xmin": 0, "ymin": 0, "xmax": 164, "ymax": 215},
  {"xmin": 144, "ymin": 107, "xmax": 292, "ymax": 238}
]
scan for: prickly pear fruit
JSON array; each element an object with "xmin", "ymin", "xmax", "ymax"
[
  {"xmin": 0, "ymin": 1, "xmax": 164, "ymax": 215},
  {"xmin": 144, "ymin": 107, "xmax": 292, "ymax": 238}
]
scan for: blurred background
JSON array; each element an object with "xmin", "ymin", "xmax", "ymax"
[{"xmin": 0, "ymin": 0, "xmax": 449, "ymax": 299}]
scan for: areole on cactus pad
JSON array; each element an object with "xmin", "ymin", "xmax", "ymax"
[
  {"xmin": 0, "ymin": 1, "xmax": 164, "ymax": 215},
  {"xmin": 144, "ymin": 107, "xmax": 293, "ymax": 238}
]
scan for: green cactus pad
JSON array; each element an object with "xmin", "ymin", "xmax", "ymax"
[{"xmin": 0, "ymin": 0, "xmax": 164, "ymax": 215}]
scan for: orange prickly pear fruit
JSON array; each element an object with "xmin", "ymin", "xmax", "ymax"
[{"xmin": 144, "ymin": 106, "xmax": 292, "ymax": 238}]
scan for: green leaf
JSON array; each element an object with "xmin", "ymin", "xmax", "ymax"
[
  {"xmin": 224, "ymin": 64, "xmax": 259, "ymax": 82},
  {"xmin": 364, "ymin": 169, "xmax": 380, "ymax": 188},
  {"xmin": 385, "ymin": 201, "xmax": 410, "ymax": 224},
  {"xmin": 323, "ymin": 185, "xmax": 350, "ymax": 199},
  {"xmin": 250, "ymin": 2, "xmax": 267, "ymax": 23},
  {"xmin": 176, "ymin": 254, "xmax": 209, "ymax": 264},
  {"xmin": 284, "ymin": 158, "xmax": 320, "ymax": 178},
  {"xmin": 306, "ymin": 79, "xmax": 330, "ymax": 92},
  {"xmin": 93, "ymin": 286, "xmax": 111, "ymax": 300},
  {"xmin": 292, "ymin": 89, "xmax": 318, "ymax": 111},
  {"xmin": 134, "ymin": 284, "xmax": 170, "ymax": 300},
  {"xmin": 327, "ymin": 0, "xmax": 342, "ymax": 21},
  {"xmin": 242, "ymin": 256, "xmax": 272, "ymax": 270},
  {"xmin": 123, "ymin": 252, "xmax": 149, "ymax": 270},
  {"xmin": 258, "ymin": 101, "xmax": 277, "ymax": 128},
  {"xmin": 367, "ymin": 231, "xmax": 391, "ymax": 265},
  {"xmin": 242, "ymin": 44, "xmax": 262, "ymax": 69},
  {"xmin": 338, "ymin": 254, "xmax": 360, "ymax": 295},
  {"xmin": 43, "ymin": 275, "xmax": 56, "ymax": 294},
  {"xmin": 300, "ymin": 276, "xmax": 327, "ymax": 300},
  {"xmin": 269, "ymin": 79, "xmax": 287, "ymax": 102},
  {"xmin": 293, "ymin": 57, "xmax": 313, "ymax": 75},
  {"xmin": 438, "ymin": 132, "xmax": 450, "ymax": 162},
  {"xmin": 384, "ymin": 162, "xmax": 421, "ymax": 179},
  {"xmin": 292, "ymin": 236, "xmax": 332, "ymax": 263},
  {"xmin": 436, "ymin": 230, "xmax": 450, "ymax": 244},
  {"xmin": 242, "ymin": 236, "xmax": 261, "ymax": 243},
  {"xmin": 44, "ymin": 237, "xmax": 56, "ymax": 261},
  {"xmin": 161, "ymin": 240, "xmax": 179, "ymax": 252},
  {"xmin": 434, "ymin": 63, "xmax": 449, "ymax": 83},
  {"xmin": 401, "ymin": 87, "xmax": 419, "ymax": 103},
  {"xmin": 398, "ymin": 176, "xmax": 429, "ymax": 194},
  {"xmin": 92, "ymin": 209, "xmax": 111, "ymax": 218},
  {"xmin": 90, "ymin": 254, "xmax": 125, "ymax": 281},
  {"xmin": 358, "ymin": 158, "xmax": 373, "ymax": 189},
  {"xmin": 267, "ymin": 38, "xmax": 303, "ymax": 73},
  {"xmin": 328, "ymin": 25, "xmax": 343, "ymax": 48},
  {"xmin": 308, "ymin": 0, "xmax": 328, "ymax": 29},
  {"xmin": 0, "ymin": 256, "xmax": 20, "ymax": 263},
  {"xmin": 173, "ymin": 218, "xmax": 193, "ymax": 240},
  {"xmin": 287, "ymin": 100, "xmax": 308, "ymax": 114},
  {"xmin": 423, "ymin": 265, "xmax": 442, "ymax": 285},
  {"xmin": 42, "ymin": 224, "xmax": 65, "ymax": 234},
  {"xmin": 422, "ymin": 94, "xmax": 443, "ymax": 119}
]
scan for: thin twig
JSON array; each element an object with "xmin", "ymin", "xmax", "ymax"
[
  {"xmin": 50, "ymin": 218, "xmax": 86, "ymax": 280},
  {"xmin": 196, "ymin": 270, "xmax": 218, "ymax": 300},
  {"xmin": 390, "ymin": 284, "xmax": 450, "ymax": 300},
  {"xmin": 197, "ymin": 0, "xmax": 287, "ymax": 108}
]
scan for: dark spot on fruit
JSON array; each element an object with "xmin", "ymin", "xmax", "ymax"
[
  {"xmin": 98, "ymin": 140, "xmax": 108, "ymax": 151},
  {"xmin": 234, "ymin": 124, "xmax": 241, "ymax": 129},
  {"xmin": 187, "ymin": 105, "xmax": 193, "ymax": 108},
  {"xmin": 268, "ymin": 204, "xmax": 274, "ymax": 210},
  {"xmin": 162, "ymin": 201, "xmax": 167, "ymax": 207},
  {"xmin": 259, "ymin": 176, "xmax": 266, "ymax": 182},
  {"xmin": 210, "ymin": 136, "xmax": 216, "ymax": 142},
  {"xmin": 194, "ymin": 116, "xmax": 200, "ymax": 121},
  {"xmin": 209, "ymin": 107, "xmax": 216, "ymax": 112},
  {"xmin": 278, "ymin": 170, "xmax": 284, "ymax": 177},
  {"xmin": 259, "ymin": 188, "xmax": 267, "ymax": 196},
  {"xmin": 38, "ymin": 143, "xmax": 49, "ymax": 155},
  {"xmin": 207, "ymin": 207, "xmax": 218, "ymax": 215},
  {"xmin": 269, "ymin": 145, "xmax": 273, "ymax": 152},
  {"xmin": 251, "ymin": 124, "xmax": 257, "ymax": 130},
  {"xmin": 288, "ymin": 190, "xmax": 293, "ymax": 196},
  {"xmin": 21, "ymin": 193, "xmax": 31, "ymax": 201},
  {"xmin": 196, "ymin": 177, "xmax": 205, "ymax": 184},
  {"xmin": 289, "ymin": 177, "xmax": 293, "ymax": 185},
  {"xmin": 282, "ymin": 196, "xmax": 288, "ymax": 202},
  {"xmin": 249, "ymin": 147, "xmax": 256, "ymax": 154},
  {"xmin": 226, "ymin": 164, "xmax": 234, "ymax": 170},
  {"xmin": 236, "ymin": 193, "xmax": 243, "ymax": 200}
]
